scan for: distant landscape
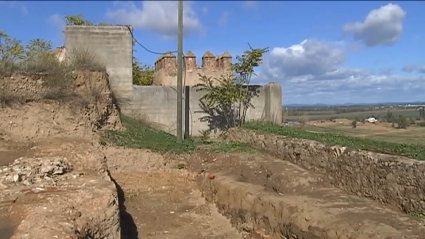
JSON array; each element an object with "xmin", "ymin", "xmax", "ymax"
[{"xmin": 282, "ymin": 101, "xmax": 425, "ymax": 146}]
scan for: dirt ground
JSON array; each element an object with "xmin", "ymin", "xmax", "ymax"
[
  {"xmin": 104, "ymin": 148, "xmax": 243, "ymax": 239},
  {"xmin": 2, "ymin": 71, "xmax": 425, "ymax": 239}
]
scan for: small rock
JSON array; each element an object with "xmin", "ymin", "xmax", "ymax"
[{"xmin": 13, "ymin": 174, "xmax": 21, "ymax": 182}]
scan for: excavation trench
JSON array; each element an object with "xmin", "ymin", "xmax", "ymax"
[{"xmin": 110, "ymin": 150, "xmax": 425, "ymax": 239}]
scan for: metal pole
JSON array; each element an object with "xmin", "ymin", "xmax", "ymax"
[{"xmin": 177, "ymin": 0, "xmax": 183, "ymax": 143}]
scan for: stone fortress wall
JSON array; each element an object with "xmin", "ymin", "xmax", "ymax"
[{"xmin": 153, "ymin": 51, "xmax": 232, "ymax": 86}]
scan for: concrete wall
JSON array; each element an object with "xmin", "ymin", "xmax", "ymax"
[
  {"xmin": 65, "ymin": 26, "xmax": 133, "ymax": 99},
  {"xmin": 64, "ymin": 26, "xmax": 283, "ymax": 136},
  {"xmin": 122, "ymin": 83, "xmax": 282, "ymax": 136}
]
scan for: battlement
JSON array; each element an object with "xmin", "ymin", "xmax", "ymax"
[{"xmin": 154, "ymin": 51, "xmax": 232, "ymax": 73}]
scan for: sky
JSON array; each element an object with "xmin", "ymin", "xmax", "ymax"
[{"xmin": 1, "ymin": 1, "xmax": 425, "ymax": 105}]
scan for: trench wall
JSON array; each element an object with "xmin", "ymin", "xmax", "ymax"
[{"xmin": 226, "ymin": 128, "xmax": 425, "ymax": 213}]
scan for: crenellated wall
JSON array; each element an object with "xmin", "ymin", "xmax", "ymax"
[{"xmin": 153, "ymin": 51, "xmax": 232, "ymax": 86}]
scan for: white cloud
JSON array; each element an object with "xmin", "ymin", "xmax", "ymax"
[
  {"xmin": 217, "ymin": 12, "xmax": 228, "ymax": 26},
  {"xmin": 262, "ymin": 39, "xmax": 345, "ymax": 78},
  {"xmin": 256, "ymin": 39, "xmax": 425, "ymax": 104},
  {"xmin": 343, "ymin": 3, "xmax": 406, "ymax": 47},
  {"xmin": 47, "ymin": 14, "xmax": 66, "ymax": 30},
  {"xmin": 106, "ymin": 1, "xmax": 203, "ymax": 38}
]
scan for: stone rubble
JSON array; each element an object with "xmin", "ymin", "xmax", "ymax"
[{"xmin": 0, "ymin": 156, "xmax": 73, "ymax": 186}]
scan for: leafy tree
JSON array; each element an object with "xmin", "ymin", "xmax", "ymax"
[
  {"xmin": 195, "ymin": 44, "xmax": 269, "ymax": 129},
  {"xmin": 0, "ymin": 31, "xmax": 24, "ymax": 63},
  {"xmin": 22, "ymin": 38, "xmax": 59, "ymax": 73},
  {"xmin": 396, "ymin": 115, "xmax": 408, "ymax": 129},
  {"xmin": 24, "ymin": 38, "xmax": 53, "ymax": 60},
  {"xmin": 419, "ymin": 107, "xmax": 425, "ymax": 119},
  {"xmin": 386, "ymin": 110, "xmax": 394, "ymax": 123},
  {"xmin": 132, "ymin": 57, "xmax": 154, "ymax": 85},
  {"xmin": 64, "ymin": 14, "xmax": 94, "ymax": 26}
]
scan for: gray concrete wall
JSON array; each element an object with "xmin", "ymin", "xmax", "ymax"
[
  {"xmin": 65, "ymin": 25, "xmax": 133, "ymax": 99},
  {"xmin": 122, "ymin": 83, "xmax": 282, "ymax": 136},
  {"xmin": 64, "ymin": 26, "xmax": 282, "ymax": 136}
]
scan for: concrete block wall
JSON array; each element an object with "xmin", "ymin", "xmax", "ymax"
[
  {"xmin": 64, "ymin": 26, "xmax": 283, "ymax": 136},
  {"xmin": 65, "ymin": 25, "xmax": 133, "ymax": 99},
  {"xmin": 124, "ymin": 83, "xmax": 282, "ymax": 136}
]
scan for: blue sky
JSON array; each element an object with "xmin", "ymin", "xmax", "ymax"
[{"xmin": 1, "ymin": 1, "xmax": 424, "ymax": 105}]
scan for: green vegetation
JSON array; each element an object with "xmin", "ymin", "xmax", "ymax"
[
  {"xmin": 243, "ymin": 121, "xmax": 425, "ymax": 160},
  {"xmin": 0, "ymin": 29, "xmax": 107, "ymax": 106},
  {"xmin": 410, "ymin": 212, "xmax": 425, "ymax": 219},
  {"xmin": 102, "ymin": 115, "xmax": 255, "ymax": 154},
  {"xmin": 201, "ymin": 141, "xmax": 255, "ymax": 154},
  {"xmin": 195, "ymin": 44, "xmax": 268, "ymax": 130},
  {"xmin": 285, "ymin": 109, "xmax": 421, "ymax": 122},
  {"xmin": 103, "ymin": 115, "xmax": 196, "ymax": 154}
]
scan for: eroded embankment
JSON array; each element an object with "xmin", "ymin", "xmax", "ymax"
[
  {"xmin": 225, "ymin": 128, "xmax": 425, "ymax": 214},
  {"xmin": 181, "ymin": 152, "xmax": 425, "ymax": 239},
  {"xmin": 0, "ymin": 71, "xmax": 123, "ymax": 239}
]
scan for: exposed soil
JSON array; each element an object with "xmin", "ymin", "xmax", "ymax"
[
  {"xmin": 2, "ymin": 71, "xmax": 425, "ymax": 239},
  {"xmin": 104, "ymin": 147, "xmax": 243, "ymax": 239},
  {"xmin": 176, "ymin": 152, "xmax": 425, "ymax": 239}
]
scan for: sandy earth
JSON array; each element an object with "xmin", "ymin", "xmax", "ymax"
[{"xmin": 104, "ymin": 148, "xmax": 243, "ymax": 239}]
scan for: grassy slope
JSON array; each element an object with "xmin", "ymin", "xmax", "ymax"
[{"xmin": 243, "ymin": 121, "xmax": 425, "ymax": 160}]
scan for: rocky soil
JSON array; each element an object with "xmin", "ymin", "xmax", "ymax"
[{"xmin": 0, "ymin": 71, "xmax": 122, "ymax": 239}]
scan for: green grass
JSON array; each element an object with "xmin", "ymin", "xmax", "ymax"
[
  {"xmin": 286, "ymin": 110, "xmax": 420, "ymax": 121},
  {"xmin": 102, "ymin": 115, "xmax": 255, "ymax": 154},
  {"xmin": 203, "ymin": 141, "xmax": 256, "ymax": 153},
  {"xmin": 102, "ymin": 115, "xmax": 196, "ymax": 154},
  {"xmin": 243, "ymin": 121, "xmax": 425, "ymax": 160}
]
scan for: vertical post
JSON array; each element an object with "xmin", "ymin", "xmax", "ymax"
[
  {"xmin": 177, "ymin": 0, "xmax": 183, "ymax": 143},
  {"xmin": 184, "ymin": 86, "xmax": 190, "ymax": 138}
]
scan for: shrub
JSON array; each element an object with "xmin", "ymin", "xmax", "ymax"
[
  {"xmin": 66, "ymin": 47, "xmax": 105, "ymax": 72},
  {"xmin": 351, "ymin": 120, "xmax": 357, "ymax": 128},
  {"xmin": 417, "ymin": 122, "xmax": 425, "ymax": 127}
]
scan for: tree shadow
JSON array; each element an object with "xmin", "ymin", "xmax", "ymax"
[
  {"xmin": 109, "ymin": 174, "xmax": 139, "ymax": 239},
  {"xmin": 195, "ymin": 85, "xmax": 261, "ymax": 132}
]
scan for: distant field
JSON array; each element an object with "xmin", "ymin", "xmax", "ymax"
[
  {"xmin": 285, "ymin": 109, "xmax": 420, "ymax": 121},
  {"xmin": 303, "ymin": 121, "xmax": 425, "ymax": 145}
]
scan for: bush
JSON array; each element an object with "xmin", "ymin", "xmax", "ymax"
[
  {"xmin": 66, "ymin": 47, "xmax": 105, "ymax": 72},
  {"xmin": 351, "ymin": 120, "xmax": 357, "ymax": 128},
  {"xmin": 417, "ymin": 122, "xmax": 425, "ymax": 127},
  {"xmin": 396, "ymin": 115, "xmax": 408, "ymax": 129}
]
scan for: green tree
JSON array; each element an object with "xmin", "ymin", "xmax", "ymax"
[
  {"xmin": 386, "ymin": 110, "xmax": 394, "ymax": 123},
  {"xmin": 132, "ymin": 58, "xmax": 154, "ymax": 85},
  {"xmin": 195, "ymin": 44, "xmax": 269, "ymax": 129},
  {"xmin": 396, "ymin": 115, "xmax": 408, "ymax": 129},
  {"xmin": 0, "ymin": 30, "xmax": 24, "ymax": 63},
  {"xmin": 24, "ymin": 38, "xmax": 53, "ymax": 60},
  {"xmin": 64, "ymin": 14, "xmax": 94, "ymax": 26}
]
